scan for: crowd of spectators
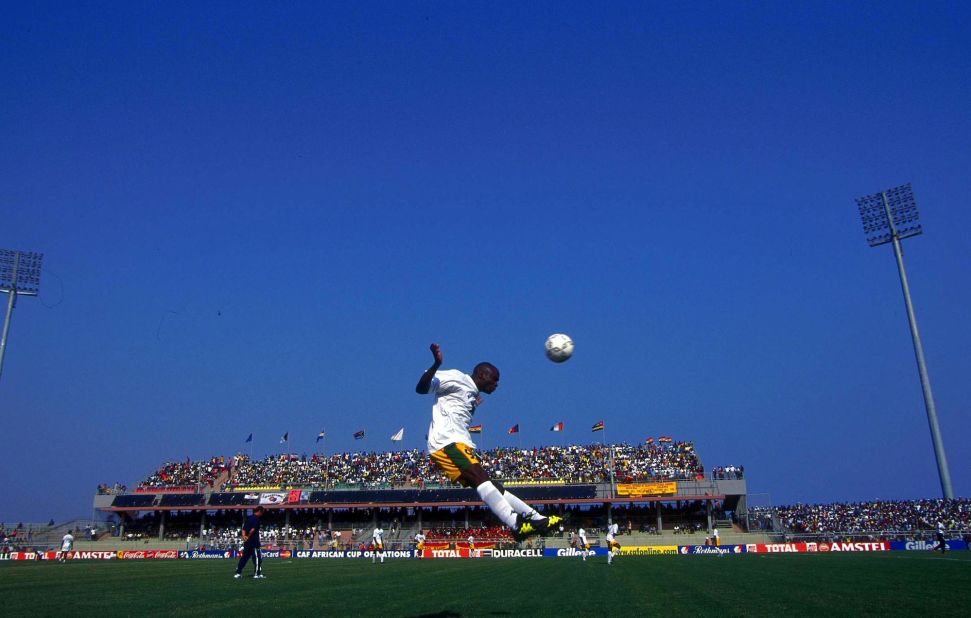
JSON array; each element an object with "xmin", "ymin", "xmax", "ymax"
[
  {"xmin": 771, "ymin": 499, "xmax": 971, "ymax": 534},
  {"xmin": 226, "ymin": 450, "xmax": 436, "ymax": 489},
  {"xmin": 485, "ymin": 442, "xmax": 703, "ymax": 483},
  {"xmin": 711, "ymin": 465, "xmax": 744, "ymax": 480},
  {"xmin": 217, "ymin": 441, "xmax": 704, "ymax": 490},
  {"xmin": 425, "ymin": 525, "xmax": 514, "ymax": 542},
  {"xmin": 97, "ymin": 483, "xmax": 128, "ymax": 495},
  {"xmin": 136, "ymin": 457, "xmax": 229, "ymax": 490}
]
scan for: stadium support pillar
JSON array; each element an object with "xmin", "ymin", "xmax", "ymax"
[
  {"xmin": 285, "ymin": 509, "xmax": 291, "ymax": 530},
  {"xmin": 328, "ymin": 509, "xmax": 333, "ymax": 530},
  {"xmin": 159, "ymin": 511, "xmax": 166, "ymax": 541},
  {"xmin": 417, "ymin": 508, "xmax": 422, "ymax": 530},
  {"xmin": 707, "ymin": 500, "xmax": 713, "ymax": 533},
  {"xmin": 200, "ymin": 512, "xmax": 206, "ymax": 540},
  {"xmin": 656, "ymin": 503, "xmax": 662, "ymax": 534},
  {"xmin": 465, "ymin": 509, "xmax": 469, "ymax": 527}
]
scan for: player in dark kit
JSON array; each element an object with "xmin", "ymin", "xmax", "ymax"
[{"xmin": 234, "ymin": 506, "xmax": 265, "ymax": 579}]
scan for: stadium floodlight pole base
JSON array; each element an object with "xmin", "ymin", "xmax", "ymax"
[{"xmin": 881, "ymin": 192, "xmax": 953, "ymax": 499}]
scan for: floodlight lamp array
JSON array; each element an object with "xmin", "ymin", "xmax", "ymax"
[
  {"xmin": 0, "ymin": 249, "xmax": 44, "ymax": 294},
  {"xmin": 856, "ymin": 183, "xmax": 922, "ymax": 247}
]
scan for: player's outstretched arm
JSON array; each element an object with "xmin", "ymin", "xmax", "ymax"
[{"xmin": 415, "ymin": 343, "xmax": 443, "ymax": 394}]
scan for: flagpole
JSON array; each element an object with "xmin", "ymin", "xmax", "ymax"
[{"xmin": 606, "ymin": 425, "xmax": 616, "ymax": 501}]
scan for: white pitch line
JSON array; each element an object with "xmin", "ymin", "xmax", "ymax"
[{"xmin": 891, "ymin": 554, "xmax": 971, "ymax": 563}]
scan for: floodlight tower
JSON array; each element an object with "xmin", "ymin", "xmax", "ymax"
[
  {"xmin": 0, "ymin": 249, "xmax": 44, "ymax": 383},
  {"xmin": 855, "ymin": 184, "xmax": 953, "ymax": 499}
]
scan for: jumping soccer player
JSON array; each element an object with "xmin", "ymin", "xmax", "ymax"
[
  {"xmin": 372, "ymin": 525, "xmax": 385, "ymax": 564},
  {"xmin": 606, "ymin": 522, "xmax": 620, "ymax": 564},
  {"xmin": 416, "ymin": 343, "xmax": 563, "ymax": 540},
  {"xmin": 234, "ymin": 506, "xmax": 265, "ymax": 579},
  {"xmin": 578, "ymin": 527, "xmax": 590, "ymax": 562}
]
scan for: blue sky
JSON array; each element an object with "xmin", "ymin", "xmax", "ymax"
[{"xmin": 2, "ymin": 2, "xmax": 969, "ymax": 521}]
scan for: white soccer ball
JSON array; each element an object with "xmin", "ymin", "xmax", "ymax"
[{"xmin": 545, "ymin": 333, "xmax": 574, "ymax": 363}]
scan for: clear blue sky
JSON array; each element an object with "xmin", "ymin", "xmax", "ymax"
[{"xmin": 2, "ymin": 2, "xmax": 969, "ymax": 521}]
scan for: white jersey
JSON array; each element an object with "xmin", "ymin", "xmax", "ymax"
[
  {"xmin": 606, "ymin": 523, "xmax": 619, "ymax": 541},
  {"xmin": 578, "ymin": 528, "xmax": 588, "ymax": 545},
  {"xmin": 61, "ymin": 533, "xmax": 74, "ymax": 551},
  {"xmin": 425, "ymin": 369, "xmax": 480, "ymax": 452},
  {"xmin": 372, "ymin": 528, "xmax": 384, "ymax": 545},
  {"xmin": 414, "ymin": 533, "xmax": 426, "ymax": 544}
]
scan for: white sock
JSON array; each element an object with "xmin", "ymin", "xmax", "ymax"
[
  {"xmin": 476, "ymin": 481, "xmax": 518, "ymax": 528},
  {"xmin": 501, "ymin": 490, "xmax": 544, "ymax": 521}
]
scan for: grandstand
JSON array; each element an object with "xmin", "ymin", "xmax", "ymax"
[
  {"xmin": 2, "ymin": 439, "xmax": 965, "ymax": 555},
  {"xmin": 80, "ymin": 441, "xmax": 754, "ymax": 550}
]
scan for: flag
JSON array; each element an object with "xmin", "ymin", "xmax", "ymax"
[
  {"xmin": 354, "ymin": 430, "xmax": 366, "ymax": 439},
  {"xmin": 259, "ymin": 492, "xmax": 286, "ymax": 505},
  {"xmin": 645, "ymin": 437, "xmax": 654, "ymax": 444},
  {"xmin": 316, "ymin": 431, "xmax": 326, "ymax": 443},
  {"xmin": 508, "ymin": 424, "xmax": 519, "ymax": 434},
  {"xmin": 591, "ymin": 421, "xmax": 605, "ymax": 432},
  {"xmin": 391, "ymin": 428, "xmax": 404, "ymax": 441},
  {"xmin": 550, "ymin": 422, "xmax": 564, "ymax": 432},
  {"xmin": 469, "ymin": 424, "xmax": 483, "ymax": 433},
  {"xmin": 245, "ymin": 433, "xmax": 253, "ymax": 443},
  {"xmin": 659, "ymin": 436, "xmax": 673, "ymax": 443},
  {"xmin": 280, "ymin": 432, "xmax": 289, "ymax": 444}
]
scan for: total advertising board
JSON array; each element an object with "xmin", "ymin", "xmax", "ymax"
[
  {"xmin": 421, "ymin": 548, "xmax": 543, "ymax": 559},
  {"xmin": 745, "ymin": 542, "xmax": 891, "ymax": 553}
]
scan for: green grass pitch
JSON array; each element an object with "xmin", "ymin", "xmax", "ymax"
[{"xmin": 4, "ymin": 553, "xmax": 971, "ymax": 617}]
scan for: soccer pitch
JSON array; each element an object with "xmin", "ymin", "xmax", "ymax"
[{"xmin": 4, "ymin": 553, "xmax": 970, "ymax": 617}]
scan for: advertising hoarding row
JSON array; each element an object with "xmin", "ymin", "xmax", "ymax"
[{"xmin": 1, "ymin": 539, "xmax": 962, "ymax": 561}]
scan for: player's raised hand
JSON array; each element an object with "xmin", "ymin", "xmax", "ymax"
[{"xmin": 416, "ymin": 344, "xmax": 443, "ymax": 394}]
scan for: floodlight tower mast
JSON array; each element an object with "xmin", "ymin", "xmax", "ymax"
[
  {"xmin": 0, "ymin": 249, "xmax": 44, "ymax": 383},
  {"xmin": 855, "ymin": 184, "xmax": 953, "ymax": 499}
]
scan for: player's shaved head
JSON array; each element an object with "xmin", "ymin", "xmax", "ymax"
[{"xmin": 472, "ymin": 362, "xmax": 499, "ymax": 393}]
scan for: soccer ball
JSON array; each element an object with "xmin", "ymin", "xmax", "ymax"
[{"xmin": 545, "ymin": 333, "xmax": 574, "ymax": 363}]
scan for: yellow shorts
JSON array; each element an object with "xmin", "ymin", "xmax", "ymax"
[{"xmin": 430, "ymin": 443, "xmax": 480, "ymax": 482}]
